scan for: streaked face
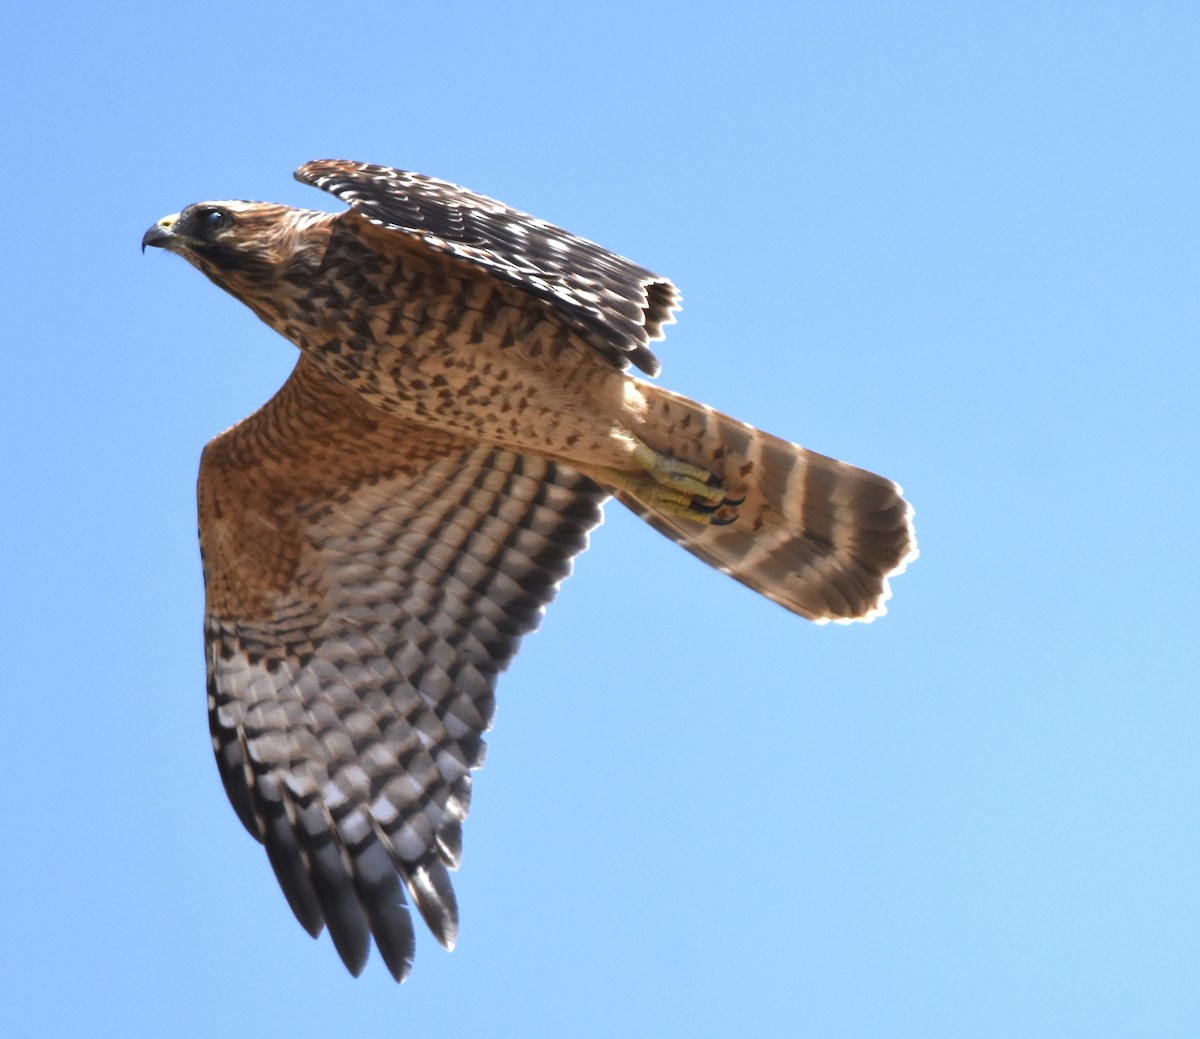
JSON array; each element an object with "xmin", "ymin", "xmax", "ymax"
[{"xmin": 143, "ymin": 200, "xmax": 334, "ymax": 335}]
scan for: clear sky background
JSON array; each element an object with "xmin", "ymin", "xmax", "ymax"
[{"xmin": 4, "ymin": 3, "xmax": 1197, "ymax": 1037}]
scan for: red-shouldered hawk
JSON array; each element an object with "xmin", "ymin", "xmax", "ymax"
[{"xmin": 142, "ymin": 160, "xmax": 916, "ymax": 981}]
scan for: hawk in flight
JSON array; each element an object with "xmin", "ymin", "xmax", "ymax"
[{"xmin": 143, "ymin": 160, "xmax": 916, "ymax": 981}]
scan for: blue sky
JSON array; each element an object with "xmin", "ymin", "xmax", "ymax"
[{"xmin": 4, "ymin": 2, "xmax": 1198, "ymax": 1036}]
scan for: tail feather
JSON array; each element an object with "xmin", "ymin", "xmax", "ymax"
[{"xmin": 601, "ymin": 384, "xmax": 917, "ymax": 623}]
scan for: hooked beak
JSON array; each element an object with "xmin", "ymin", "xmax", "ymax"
[{"xmin": 142, "ymin": 213, "xmax": 183, "ymax": 253}]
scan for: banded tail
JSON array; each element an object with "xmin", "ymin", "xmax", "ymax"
[{"xmin": 599, "ymin": 384, "xmax": 917, "ymax": 623}]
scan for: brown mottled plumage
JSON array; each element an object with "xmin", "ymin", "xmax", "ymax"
[{"xmin": 143, "ymin": 160, "xmax": 916, "ymax": 982}]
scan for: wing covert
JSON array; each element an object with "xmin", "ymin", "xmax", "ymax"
[
  {"xmin": 295, "ymin": 159, "xmax": 680, "ymax": 376},
  {"xmin": 200, "ymin": 357, "xmax": 607, "ymax": 980}
]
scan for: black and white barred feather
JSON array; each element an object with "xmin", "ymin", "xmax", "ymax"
[{"xmin": 296, "ymin": 160, "xmax": 679, "ymax": 376}]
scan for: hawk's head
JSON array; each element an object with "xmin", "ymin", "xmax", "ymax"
[{"xmin": 143, "ymin": 201, "xmax": 333, "ymax": 332}]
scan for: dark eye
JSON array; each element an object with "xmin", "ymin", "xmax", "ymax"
[{"xmin": 200, "ymin": 208, "xmax": 229, "ymax": 235}]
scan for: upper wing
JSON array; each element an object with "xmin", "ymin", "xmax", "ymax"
[
  {"xmin": 295, "ymin": 159, "xmax": 680, "ymax": 376},
  {"xmin": 199, "ymin": 356, "xmax": 607, "ymax": 981}
]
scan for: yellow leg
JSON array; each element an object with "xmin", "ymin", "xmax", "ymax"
[{"xmin": 596, "ymin": 440, "xmax": 742, "ymax": 524}]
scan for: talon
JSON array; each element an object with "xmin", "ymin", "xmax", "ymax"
[
  {"xmin": 630, "ymin": 442, "xmax": 726, "ymax": 505},
  {"xmin": 596, "ymin": 440, "xmax": 740, "ymax": 526}
]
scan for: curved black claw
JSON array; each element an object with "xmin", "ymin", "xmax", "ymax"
[
  {"xmin": 692, "ymin": 494, "xmax": 743, "ymax": 513},
  {"xmin": 689, "ymin": 498, "xmax": 740, "ymax": 526}
]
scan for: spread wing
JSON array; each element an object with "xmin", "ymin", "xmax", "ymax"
[
  {"xmin": 199, "ymin": 356, "xmax": 607, "ymax": 980},
  {"xmin": 295, "ymin": 159, "xmax": 680, "ymax": 376}
]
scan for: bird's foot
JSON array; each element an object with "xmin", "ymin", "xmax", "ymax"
[{"xmin": 598, "ymin": 442, "xmax": 743, "ymax": 525}]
